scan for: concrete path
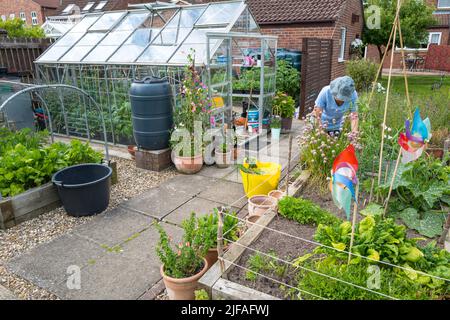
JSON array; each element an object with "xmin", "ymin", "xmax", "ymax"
[
  {"xmin": 5, "ymin": 123, "xmax": 302, "ymax": 300},
  {"xmin": 0, "ymin": 285, "xmax": 17, "ymax": 300}
]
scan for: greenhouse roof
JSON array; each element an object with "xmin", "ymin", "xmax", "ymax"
[{"xmin": 36, "ymin": 0, "xmax": 261, "ymax": 66}]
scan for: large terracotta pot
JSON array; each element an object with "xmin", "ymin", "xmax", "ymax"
[
  {"xmin": 246, "ymin": 214, "xmax": 261, "ymax": 228},
  {"xmin": 173, "ymin": 153, "xmax": 203, "ymax": 174},
  {"xmin": 205, "ymin": 246, "xmax": 229, "ymax": 270},
  {"xmin": 248, "ymin": 195, "xmax": 277, "ymax": 216},
  {"xmin": 268, "ymin": 190, "xmax": 285, "ymax": 211},
  {"xmin": 281, "ymin": 117, "xmax": 293, "ymax": 133},
  {"xmin": 161, "ymin": 258, "xmax": 208, "ymax": 300},
  {"xmin": 215, "ymin": 149, "xmax": 232, "ymax": 168}
]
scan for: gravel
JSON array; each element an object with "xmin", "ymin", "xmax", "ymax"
[{"xmin": 0, "ymin": 156, "xmax": 177, "ymax": 300}]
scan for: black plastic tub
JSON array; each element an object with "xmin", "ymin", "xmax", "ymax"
[{"xmin": 52, "ymin": 164, "xmax": 112, "ymax": 217}]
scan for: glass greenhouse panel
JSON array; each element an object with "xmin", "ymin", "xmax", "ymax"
[
  {"xmin": 195, "ymin": 2, "xmax": 244, "ymax": 26},
  {"xmin": 54, "ymin": 32, "xmax": 85, "ymax": 47},
  {"xmin": 109, "ymin": 44, "xmax": 147, "ymax": 62},
  {"xmin": 99, "ymin": 30, "xmax": 133, "ymax": 46},
  {"xmin": 71, "ymin": 14, "xmax": 102, "ymax": 33},
  {"xmin": 77, "ymin": 32, "xmax": 105, "ymax": 46},
  {"xmin": 179, "ymin": 7, "xmax": 205, "ymax": 27},
  {"xmin": 115, "ymin": 12, "xmax": 149, "ymax": 30},
  {"xmin": 59, "ymin": 46, "xmax": 94, "ymax": 62},
  {"xmin": 83, "ymin": 45, "xmax": 118, "ymax": 62},
  {"xmin": 169, "ymin": 43, "xmax": 207, "ymax": 64},
  {"xmin": 89, "ymin": 12, "xmax": 126, "ymax": 31},
  {"xmin": 137, "ymin": 45, "xmax": 178, "ymax": 63},
  {"xmin": 37, "ymin": 46, "xmax": 71, "ymax": 62}
]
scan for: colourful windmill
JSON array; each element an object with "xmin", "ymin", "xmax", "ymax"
[
  {"xmin": 330, "ymin": 144, "xmax": 359, "ymax": 220},
  {"xmin": 398, "ymin": 108, "xmax": 432, "ymax": 164}
]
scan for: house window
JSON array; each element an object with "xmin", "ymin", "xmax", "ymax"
[
  {"xmin": 94, "ymin": 1, "xmax": 108, "ymax": 10},
  {"xmin": 62, "ymin": 4, "xmax": 75, "ymax": 14},
  {"xmin": 428, "ymin": 32, "xmax": 442, "ymax": 46},
  {"xmin": 339, "ymin": 27, "xmax": 347, "ymax": 61},
  {"xmin": 31, "ymin": 11, "xmax": 38, "ymax": 25},
  {"xmin": 19, "ymin": 12, "xmax": 26, "ymax": 21},
  {"xmin": 82, "ymin": 2, "xmax": 95, "ymax": 12},
  {"xmin": 437, "ymin": 0, "xmax": 450, "ymax": 9}
]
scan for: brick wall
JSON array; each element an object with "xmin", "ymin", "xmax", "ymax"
[{"xmin": 0, "ymin": 0, "xmax": 44, "ymax": 26}]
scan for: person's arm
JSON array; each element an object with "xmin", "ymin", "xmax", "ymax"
[{"xmin": 314, "ymin": 87, "xmax": 327, "ymax": 130}]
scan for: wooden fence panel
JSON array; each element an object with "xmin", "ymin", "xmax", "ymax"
[{"xmin": 300, "ymin": 38, "xmax": 333, "ymax": 117}]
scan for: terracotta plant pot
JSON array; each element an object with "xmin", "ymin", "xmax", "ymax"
[
  {"xmin": 281, "ymin": 117, "xmax": 293, "ymax": 133},
  {"xmin": 127, "ymin": 145, "xmax": 136, "ymax": 160},
  {"xmin": 248, "ymin": 195, "xmax": 277, "ymax": 216},
  {"xmin": 246, "ymin": 214, "xmax": 261, "ymax": 228},
  {"xmin": 205, "ymin": 245, "xmax": 229, "ymax": 270},
  {"xmin": 160, "ymin": 258, "xmax": 208, "ymax": 300},
  {"xmin": 173, "ymin": 154, "xmax": 203, "ymax": 174},
  {"xmin": 268, "ymin": 190, "xmax": 285, "ymax": 211},
  {"xmin": 215, "ymin": 149, "xmax": 232, "ymax": 168}
]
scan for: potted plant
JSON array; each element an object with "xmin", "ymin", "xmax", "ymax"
[
  {"xmin": 426, "ymin": 128, "xmax": 449, "ymax": 159},
  {"xmin": 215, "ymin": 142, "xmax": 232, "ymax": 168},
  {"xmin": 195, "ymin": 209, "xmax": 240, "ymax": 269},
  {"xmin": 171, "ymin": 50, "xmax": 212, "ymax": 174},
  {"xmin": 272, "ymin": 91, "xmax": 296, "ymax": 133},
  {"xmin": 270, "ymin": 115, "xmax": 281, "ymax": 140},
  {"xmin": 155, "ymin": 213, "xmax": 209, "ymax": 300}
]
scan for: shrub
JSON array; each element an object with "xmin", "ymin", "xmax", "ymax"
[
  {"xmin": 0, "ymin": 18, "xmax": 45, "ymax": 38},
  {"xmin": 345, "ymin": 59, "xmax": 379, "ymax": 92},
  {"xmin": 276, "ymin": 59, "xmax": 301, "ymax": 100},
  {"xmin": 278, "ymin": 196, "xmax": 340, "ymax": 226}
]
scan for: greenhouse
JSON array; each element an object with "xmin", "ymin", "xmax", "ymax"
[{"xmin": 34, "ymin": 0, "xmax": 278, "ymax": 145}]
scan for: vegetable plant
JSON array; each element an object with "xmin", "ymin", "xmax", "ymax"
[{"xmin": 278, "ymin": 196, "xmax": 340, "ymax": 226}]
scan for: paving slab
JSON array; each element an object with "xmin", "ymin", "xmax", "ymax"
[
  {"xmin": 160, "ymin": 174, "xmax": 219, "ymax": 196},
  {"xmin": 223, "ymin": 167, "xmax": 243, "ymax": 183},
  {"xmin": 6, "ymin": 233, "xmax": 105, "ymax": 293},
  {"xmin": 197, "ymin": 180, "xmax": 247, "ymax": 208},
  {"xmin": 163, "ymin": 196, "xmax": 240, "ymax": 226},
  {"xmin": 73, "ymin": 207, "xmax": 154, "ymax": 247},
  {"xmin": 121, "ymin": 186, "xmax": 193, "ymax": 219},
  {"xmin": 0, "ymin": 285, "xmax": 17, "ymax": 300},
  {"xmin": 197, "ymin": 164, "xmax": 236, "ymax": 179},
  {"xmin": 53, "ymin": 222, "xmax": 181, "ymax": 300}
]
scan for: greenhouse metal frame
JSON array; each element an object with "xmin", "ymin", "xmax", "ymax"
[{"xmin": 34, "ymin": 0, "xmax": 278, "ymax": 145}]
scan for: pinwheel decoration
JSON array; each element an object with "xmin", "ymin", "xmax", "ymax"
[
  {"xmin": 398, "ymin": 108, "xmax": 432, "ymax": 164},
  {"xmin": 329, "ymin": 144, "xmax": 359, "ymax": 220}
]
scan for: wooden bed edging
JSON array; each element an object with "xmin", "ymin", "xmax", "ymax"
[
  {"xmin": 0, "ymin": 183, "xmax": 60, "ymax": 230},
  {"xmin": 198, "ymin": 170, "xmax": 310, "ymax": 300}
]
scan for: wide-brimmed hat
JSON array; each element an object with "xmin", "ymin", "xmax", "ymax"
[{"xmin": 330, "ymin": 76, "xmax": 355, "ymax": 102}]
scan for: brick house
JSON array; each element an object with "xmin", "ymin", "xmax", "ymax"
[
  {"xmin": 53, "ymin": 0, "xmax": 157, "ymax": 15},
  {"xmin": 0, "ymin": 0, "xmax": 59, "ymax": 26},
  {"xmin": 366, "ymin": 0, "xmax": 450, "ymax": 69},
  {"xmin": 193, "ymin": 0, "xmax": 365, "ymax": 79}
]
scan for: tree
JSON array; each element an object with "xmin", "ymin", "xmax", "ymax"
[
  {"xmin": 363, "ymin": 0, "xmax": 436, "ymax": 62},
  {"xmin": 0, "ymin": 18, "xmax": 45, "ymax": 39}
]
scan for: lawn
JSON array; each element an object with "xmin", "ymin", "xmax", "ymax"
[{"xmin": 380, "ymin": 75, "xmax": 450, "ymax": 98}]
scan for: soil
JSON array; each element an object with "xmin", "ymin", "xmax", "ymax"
[{"xmin": 227, "ymin": 216, "xmax": 317, "ymax": 299}]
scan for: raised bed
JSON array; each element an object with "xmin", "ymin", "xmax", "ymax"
[
  {"xmin": 0, "ymin": 182, "xmax": 60, "ymax": 230},
  {"xmin": 198, "ymin": 170, "xmax": 310, "ymax": 300}
]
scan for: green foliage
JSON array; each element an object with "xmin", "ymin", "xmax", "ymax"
[
  {"xmin": 278, "ymin": 196, "xmax": 340, "ymax": 226},
  {"xmin": 272, "ymin": 92, "xmax": 295, "ymax": 119},
  {"xmin": 377, "ymin": 157, "xmax": 449, "ymax": 237},
  {"xmin": 194, "ymin": 289, "xmax": 210, "ymax": 300},
  {"xmin": 345, "ymin": 59, "xmax": 379, "ymax": 92},
  {"xmin": 111, "ymin": 101, "xmax": 133, "ymax": 141},
  {"xmin": 295, "ymin": 257, "xmax": 445, "ymax": 300},
  {"xmin": 0, "ymin": 18, "xmax": 45, "ymax": 38},
  {"xmin": 276, "ymin": 60, "xmax": 301, "ymax": 100},
  {"xmin": 155, "ymin": 213, "xmax": 207, "ymax": 279},
  {"xmin": 270, "ymin": 115, "xmax": 281, "ymax": 129},
  {"xmin": 0, "ymin": 128, "xmax": 48, "ymax": 156},
  {"xmin": 194, "ymin": 209, "xmax": 240, "ymax": 251},
  {"xmin": 363, "ymin": 0, "xmax": 436, "ymax": 60},
  {"xmin": 0, "ymin": 132, "xmax": 102, "ymax": 197},
  {"xmin": 245, "ymin": 251, "xmax": 287, "ymax": 281}
]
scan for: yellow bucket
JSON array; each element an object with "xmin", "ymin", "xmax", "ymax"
[{"xmin": 240, "ymin": 161, "xmax": 282, "ymax": 198}]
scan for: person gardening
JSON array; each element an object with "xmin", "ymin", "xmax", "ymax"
[{"xmin": 314, "ymin": 76, "xmax": 359, "ymax": 136}]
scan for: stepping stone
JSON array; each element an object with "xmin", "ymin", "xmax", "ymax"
[
  {"xmin": 73, "ymin": 207, "xmax": 154, "ymax": 247},
  {"xmin": 197, "ymin": 180, "xmax": 247, "ymax": 209},
  {"xmin": 53, "ymin": 222, "xmax": 181, "ymax": 300},
  {"xmin": 6, "ymin": 233, "xmax": 105, "ymax": 293},
  {"xmin": 163, "ymin": 197, "xmax": 240, "ymax": 226}
]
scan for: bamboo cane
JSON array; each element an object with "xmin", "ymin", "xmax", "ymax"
[
  {"xmin": 395, "ymin": 7, "xmax": 412, "ymax": 115},
  {"xmin": 285, "ymin": 135, "xmax": 293, "ymax": 196},
  {"xmin": 348, "ymin": 185, "xmax": 360, "ymax": 264},
  {"xmin": 377, "ymin": 4, "xmax": 400, "ymax": 202},
  {"xmin": 217, "ymin": 206, "xmax": 225, "ymax": 274},
  {"xmin": 383, "ymin": 148, "xmax": 402, "ymax": 217}
]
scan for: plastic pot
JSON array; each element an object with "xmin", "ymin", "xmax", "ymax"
[
  {"xmin": 281, "ymin": 117, "xmax": 293, "ymax": 133},
  {"xmin": 161, "ymin": 258, "xmax": 208, "ymax": 300},
  {"xmin": 52, "ymin": 164, "xmax": 112, "ymax": 217},
  {"xmin": 271, "ymin": 128, "xmax": 281, "ymax": 140}
]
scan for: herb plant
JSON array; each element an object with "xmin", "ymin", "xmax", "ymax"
[{"xmin": 278, "ymin": 196, "xmax": 340, "ymax": 226}]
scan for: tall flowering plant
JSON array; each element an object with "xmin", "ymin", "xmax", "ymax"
[
  {"xmin": 299, "ymin": 114, "xmax": 361, "ymax": 189},
  {"xmin": 174, "ymin": 50, "xmax": 213, "ymax": 135}
]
